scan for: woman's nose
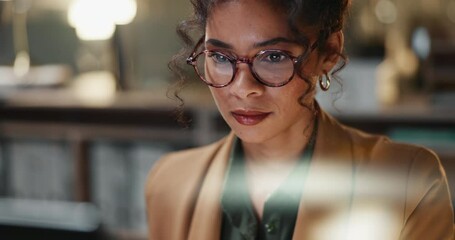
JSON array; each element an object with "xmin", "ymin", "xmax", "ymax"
[{"xmin": 228, "ymin": 63, "xmax": 264, "ymax": 99}]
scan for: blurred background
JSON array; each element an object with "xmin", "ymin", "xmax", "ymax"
[{"xmin": 0, "ymin": 0, "xmax": 454, "ymax": 239}]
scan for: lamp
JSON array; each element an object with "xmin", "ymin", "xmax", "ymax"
[
  {"xmin": 68, "ymin": 0, "xmax": 137, "ymax": 41},
  {"xmin": 68, "ymin": 0, "xmax": 137, "ymax": 103}
]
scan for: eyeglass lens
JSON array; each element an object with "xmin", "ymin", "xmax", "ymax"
[{"xmin": 194, "ymin": 50, "xmax": 296, "ymax": 87}]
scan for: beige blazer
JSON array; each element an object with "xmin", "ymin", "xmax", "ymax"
[{"xmin": 145, "ymin": 110, "xmax": 454, "ymax": 240}]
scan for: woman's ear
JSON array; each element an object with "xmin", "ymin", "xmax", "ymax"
[{"xmin": 318, "ymin": 31, "xmax": 344, "ymax": 74}]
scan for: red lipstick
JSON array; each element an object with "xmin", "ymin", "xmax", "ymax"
[{"xmin": 231, "ymin": 110, "xmax": 271, "ymax": 126}]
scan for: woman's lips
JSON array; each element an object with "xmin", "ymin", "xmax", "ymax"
[{"xmin": 231, "ymin": 110, "xmax": 271, "ymax": 126}]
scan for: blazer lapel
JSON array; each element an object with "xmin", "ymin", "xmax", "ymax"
[
  {"xmin": 188, "ymin": 133, "xmax": 236, "ymax": 240},
  {"xmin": 187, "ymin": 110, "xmax": 355, "ymax": 240},
  {"xmin": 293, "ymin": 110, "xmax": 355, "ymax": 239}
]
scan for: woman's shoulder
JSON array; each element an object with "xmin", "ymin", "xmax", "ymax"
[
  {"xmin": 345, "ymin": 124, "xmax": 445, "ymax": 185},
  {"xmin": 318, "ymin": 110, "xmax": 441, "ymax": 171},
  {"xmin": 343, "ymin": 124, "xmax": 441, "ymax": 170}
]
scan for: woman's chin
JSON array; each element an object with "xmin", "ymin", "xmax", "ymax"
[{"xmin": 231, "ymin": 128, "xmax": 271, "ymax": 144}]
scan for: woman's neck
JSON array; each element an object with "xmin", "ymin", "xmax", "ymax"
[{"xmin": 242, "ymin": 117, "xmax": 316, "ymax": 219}]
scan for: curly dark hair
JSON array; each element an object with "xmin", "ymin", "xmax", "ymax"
[{"xmin": 168, "ymin": 0, "xmax": 351, "ymax": 124}]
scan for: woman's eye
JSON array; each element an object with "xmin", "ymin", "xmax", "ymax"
[
  {"xmin": 263, "ymin": 52, "xmax": 287, "ymax": 63},
  {"xmin": 209, "ymin": 53, "xmax": 229, "ymax": 63}
]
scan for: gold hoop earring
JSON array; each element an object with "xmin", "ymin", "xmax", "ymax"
[{"xmin": 319, "ymin": 73, "xmax": 331, "ymax": 91}]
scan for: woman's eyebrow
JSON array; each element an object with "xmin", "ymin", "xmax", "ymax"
[
  {"xmin": 205, "ymin": 39, "xmax": 233, "ymax": 49},
  {"xmin": 205, "ymin": 37, "xmax": 296, "ymax": 49},
  {"xmin": 253, "ymin": 37, "xmax": 297, "ymax": 48}
]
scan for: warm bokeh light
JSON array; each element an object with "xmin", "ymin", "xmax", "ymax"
[
  {"xmin": 72, "ymin": 71, "xmax": 116, "ymax": 106},
  {"xmin": 395, "ymin": 48, "xmax": 419, "ymax": 78},
  {"xmin": 13, "ymin": 51, "xmax": 30, "ymax": 78},
  {"xmin": 68, "ymin": 0, "xmax": 137, "ymax": 40},
  {"xmin": 68, "ymin": 0, "xmax": 116, "ymax": 40},
  {"xmin": 75, "ymin": 20, "xmax": 116, "ymax": 41},
  {"xmin": 112, "ymin": 0, "xmax": 138, "ymax": 25},
  {"xmin": 376, "ymin": 60, "xmax": 400, "ymax": 105},
  {"xmin": 375, "ymin": 0, "xmax": 397, "ymax": 24},
  {"xmin": 311, "ymin": 205, "xmax": 400, "ymax": 240},
  {"xmin": 346, "ymin": 206, "xmax": 400, "ymax": 240}
]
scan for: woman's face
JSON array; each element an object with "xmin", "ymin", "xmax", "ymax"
[{"xmin": 205, "ymin": 0, "xmax": 324, "ymax": 144}]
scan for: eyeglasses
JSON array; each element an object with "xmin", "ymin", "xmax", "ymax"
[{"xmin": 186, "ymin": 36, "xmax": 318, "ymax": 88}]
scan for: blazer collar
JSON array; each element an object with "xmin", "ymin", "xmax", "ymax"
[
  {"xmin": 188, "ymin": 109, "xmax": 355, "ymax": 240},
  {"xmin": 188, "ymin": 132, "xmax": 236, "ymax": 240},
  {"xmin": 292, "ymin": 110, "xmax": 355, "ymax": 239}
]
